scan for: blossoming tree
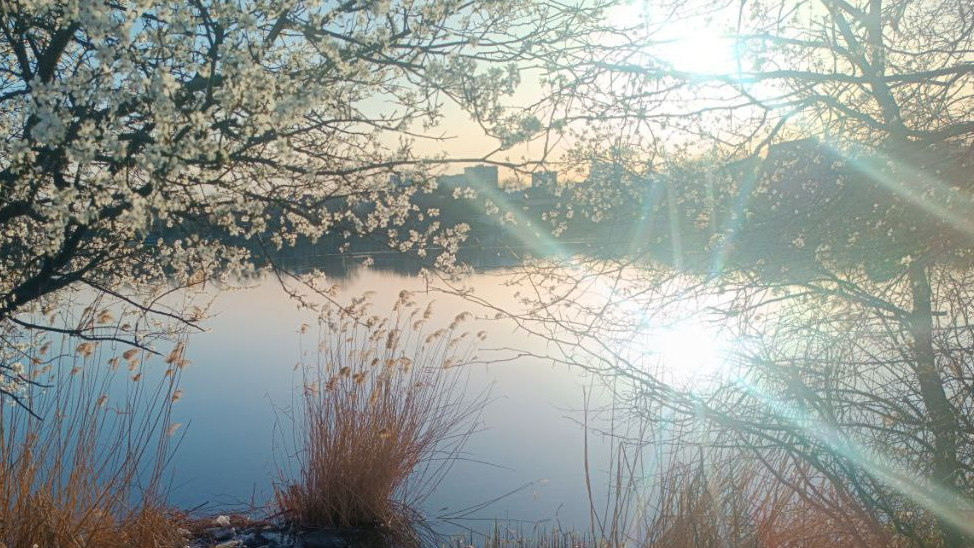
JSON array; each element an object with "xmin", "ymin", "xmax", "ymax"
[{"xmin": 0, "ymin": 0, "xmax": 606, "ymax": 401}]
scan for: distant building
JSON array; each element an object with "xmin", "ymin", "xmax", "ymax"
[
  {"xmin": 463, "ymin": 165, "xmax": 499, "ymax": 189},
  {"xmin": 436, "ymin": 165, "xmax": 500, "ymax": 193}
]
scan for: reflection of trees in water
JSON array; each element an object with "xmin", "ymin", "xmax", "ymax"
[
  {"xmin": 261, "ymin": 240, "xmax": 524, "ymax": 279},
  {"xmin": 258, "ymin": 231, "xmax": 599, "ymax": 279}
]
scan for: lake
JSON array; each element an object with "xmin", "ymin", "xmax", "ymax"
[{"xmin": 166, "ymin": 266, "xmax": 620, "ymax": 539}]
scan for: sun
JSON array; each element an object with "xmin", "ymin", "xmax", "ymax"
[
  {"xmin": 656, "ymin": 33, "xmax": 740, "ymax": 75},
  {"xmin": 606, "ymin": 1, "xmax": 741, "ymax": 75}
]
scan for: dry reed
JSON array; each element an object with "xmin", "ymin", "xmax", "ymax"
[
  {"xmin": 0, "ymin": 330, "xmax": 185, "ymax": 548},
  {"xmin": 276, "ymin": 291, "xmax": 485, "ymax": 546},
  {"xmin": 526, "ymin": 388, "xmax": 912, "ymax": 548}
]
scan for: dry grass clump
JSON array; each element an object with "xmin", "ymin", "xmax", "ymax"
[
  {"xmin": 0, "ymin": 332, "xmax": 186, "ymax": 548},
  {"xmin": 640, "ymin": 457, "xmax": 906, "ymax": 548},
  {"xmin": 276, "ymin": 291, "xmax": 485, "ymax": 546}
]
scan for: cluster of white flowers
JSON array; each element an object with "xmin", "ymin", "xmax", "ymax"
[{"xmin": 0, "ymin": 362, "xmax": 26, "ymax": 396}]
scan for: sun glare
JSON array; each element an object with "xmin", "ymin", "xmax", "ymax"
[
  {"xmin": 597, "ymin": 272, "xmax": 738, "ymax": 388},
  {"xmin": 650, "ymin": 318, "xmax": 734, "ymax": 386}
]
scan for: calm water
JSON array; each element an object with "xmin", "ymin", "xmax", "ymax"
[{"xmin": 167, "ymin": 268, "xmax": 617, "ymax": 535}]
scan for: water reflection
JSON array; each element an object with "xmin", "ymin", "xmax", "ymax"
[{"xmin": 169, "ymin": 267, "xmax": 615, "ymax": 537}]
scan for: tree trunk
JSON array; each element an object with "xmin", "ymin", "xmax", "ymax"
[{"xmin": 907, "ymin": 263, "xmax": 964, "ymax": 548}]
